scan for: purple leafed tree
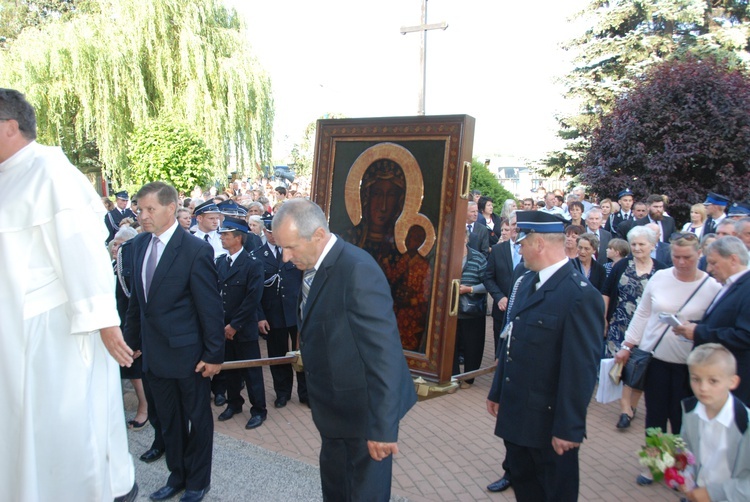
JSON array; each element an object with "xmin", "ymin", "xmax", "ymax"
[{"xmin": 582, "ymin": 56, "xmax": 750, "ymax": 223}]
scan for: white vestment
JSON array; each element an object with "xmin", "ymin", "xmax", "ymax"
[{"xmin": 0, "ymin": 142, "xmax": 134, "ymax": 500}]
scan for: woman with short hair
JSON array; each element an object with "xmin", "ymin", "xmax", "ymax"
[{"xmin": 602, "ymin": 226, "xmax": 668, "ymax": 429}]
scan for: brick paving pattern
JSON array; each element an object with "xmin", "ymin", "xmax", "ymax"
[{"xmin": 210, "ymin": 321, "xmax": 681, "ymax": 501}]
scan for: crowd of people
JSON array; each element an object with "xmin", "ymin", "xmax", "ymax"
[
  {"xmin": 462, "ymin": 185, "xmax": 750, "ymax": 500},
  {"xmin": 5, "ymin": 80, "xmax": 750, "ymax": 501}
]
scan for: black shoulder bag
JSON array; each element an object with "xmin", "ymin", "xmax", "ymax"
[{"xmin": 623, "ymin": 276, "xmax": 710, "ymax": 391}]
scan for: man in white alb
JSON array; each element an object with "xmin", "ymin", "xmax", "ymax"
[{"xmin": 0, "ymin": 88, "xmax": 137, "ymax": 501}]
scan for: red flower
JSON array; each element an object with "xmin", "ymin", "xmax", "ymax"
[{"xmin": 664, "ymin": 467, "xmax": 685, "ymax": 489}]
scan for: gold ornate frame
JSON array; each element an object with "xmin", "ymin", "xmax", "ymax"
[{"xmin": 312, "ymin": 115, "xmax": 475, "ymax": 382}]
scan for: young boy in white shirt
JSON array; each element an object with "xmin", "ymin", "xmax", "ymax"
[{"xmin": 680, "ymin": 343, "xmax": 750, "ymax": 502}]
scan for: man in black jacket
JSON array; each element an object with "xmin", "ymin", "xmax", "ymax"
[{"xmin": 215, "ymin": 217, "xmax": 267, "ymax": 430}]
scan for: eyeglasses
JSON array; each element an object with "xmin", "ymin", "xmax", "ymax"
[{"xmin": 669, "ymin": 232, "xmax": 699, "ymax": 243}]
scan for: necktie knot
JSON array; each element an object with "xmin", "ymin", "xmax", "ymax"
[
  {"xmin": 226, "ymin": 255, "xmax": 232, "ymax": 266},
  {"xmin": 204, "ymin": 234, "xmax": 210, "ymax": 242}
]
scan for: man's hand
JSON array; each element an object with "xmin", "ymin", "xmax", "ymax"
[
  {"xmin": 258, "ymin": 320, "xmax": 270, "ymax": 335},
  {"xmin": 224, "ymin": 324, "xmax": 237, "ymax": 340},
  {"xmin": 673, "ymin": 322, "xmax": 696, "ymax": 340},
  {"xmin": 195, "ymin": 361, "xmax": 222, "ymax": 378},
  {"xmin": 367, "ymin": 440, "xmax": 399, "ymax": 461},
  {"xmin": 497, "ymin": 297, "xmax": 508, "ymax": 311},
  {"xmin": 551, "ymin": 437, "xmax": 580, "ymax": 455},
  {"xmin": 100, "ymin": 326, "xmax": 134, "ymax": 367},
  {"xmin": 486, "ymin": 399, "xmax": 499, "ymax": 417},
  {"xmin": 681, "ymin": 487, "xmax": 709, "ymax": 502}
]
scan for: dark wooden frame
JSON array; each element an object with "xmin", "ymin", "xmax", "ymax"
[{"xmin": 311, "ymin": 115, "xmax": 475, "ymax": 382}]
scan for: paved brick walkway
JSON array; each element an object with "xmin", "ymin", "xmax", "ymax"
[{"xmin": 207, "ymin": 321, "xmax": 682, "ymax": 501}]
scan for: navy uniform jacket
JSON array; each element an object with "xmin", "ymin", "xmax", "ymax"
[
  {"xmin": 488, "ymin": 261, "xmax": 604, "ymax": 448},
  {"xmin": 298, "ymin": 237, "xmax": 417, "ymax": 441},
  {"xmin": 693, "ymin": 272, "xmax": 750, "ymax": 404},
  {"xmin": 253, "ymin": 243, "xmax": 301, "ymax": 329},
  {"xmin": 216, "ymin": 250, "xmax": 264, "ymax": 342},
  {"xmin": 123, "ymin": 226, "xmax": 225, "ymax": 378},
  {"xmin": 105, "ymin": 207, "xmax": 136, "ymax": 242},
  {"xmin": 609, "ymin": 211, "xmax": 633, "ymax": 235},
  {"xmin": 243, "ymin": 232, "xmax": 263, "ymax": 253}
]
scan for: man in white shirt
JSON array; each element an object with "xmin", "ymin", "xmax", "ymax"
[
  {"xmin": 702, "ymin": 192, "xmax": 731, "ymax": 236},
  {"xmin": 192, "ymin": 200, "xmax": 224, "ymax": 258}
]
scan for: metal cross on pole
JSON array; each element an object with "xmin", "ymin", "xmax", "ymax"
[{"xmin": 400, "ymin": 0, "xmax": 448, "ymax": 115}]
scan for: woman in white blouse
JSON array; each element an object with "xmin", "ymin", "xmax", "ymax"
[{"xmin": 614, "ymin": 233, "xmax": 721, "ymax": 485}]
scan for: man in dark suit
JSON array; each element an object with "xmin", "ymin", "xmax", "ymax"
[
  {"xmin": 124, "ymin": 182, "xmax": 224, "ymax": 502},
  {"xmin": 272, "ymin": 199, "xmax": 417, "ymax": 500},
  {"xmin": 701, "ymin": 192, "xmax": 731, "ymax": 236},
  {"xmin": 484, "ymin": 212, "xmax": 522, "ymax": 353},
  {"xmin": 618, "ymin": 194, "xmax": 675, "ymax": 243},
  {"xmin": 214, "ymin": 217, "xmax": 267, "ymax": 429},
  {"xmin": 675, "ymin": 236, "xmax": 750, "ymax": 405},
  {"xmin": 467, "ymin": 200, "xmax": 490, "ymax": 256},
  {"xmin": 584, "ymin": 207, "xmax": 611, "ymax": 264},
  {"xmin": 255, "ymin": 225, "xmax": 308, "ymax": 408},
  {"xmin": 105, "ymin": 190, "xmax": 136, "ymax": 243},
  {"xmin": 486, "ymin": 211, "xmax": 604, "ymax": 502}
]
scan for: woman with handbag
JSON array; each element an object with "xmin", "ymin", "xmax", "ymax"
[
  {"xmin": 453, "ymin": 228, "xmax": 488, "ymax": 389},
  {"xmin": 614, "ymin": 233, "xmax": 720, "ymax": 485},
  {"xmin": 602, "ymin": 226, "xmax": 667, "ymax": 429}
]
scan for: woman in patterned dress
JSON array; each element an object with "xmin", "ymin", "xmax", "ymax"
[{"xmin": 601, "ymin": 226, "xmax": 668, "ymax": 429}]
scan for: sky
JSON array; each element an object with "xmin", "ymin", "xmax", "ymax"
[{"xmin": 229, "ymin": 0, "xmax": 591, "ymax": 166}]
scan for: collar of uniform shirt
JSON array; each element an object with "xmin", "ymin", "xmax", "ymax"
[
  {"xmin": 226, "ymin": 248, "xmax": 244, "ymax": 266},
  {"xmin": 536, "ymin": 257, "xmax": 570, "ymax": 290}
]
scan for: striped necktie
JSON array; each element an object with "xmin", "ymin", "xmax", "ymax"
[{"xmin": 300, "ymin": 268, "xmax": 316, "ymax": 319}]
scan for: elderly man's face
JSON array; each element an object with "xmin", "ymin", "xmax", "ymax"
[{"xmin": 247, "ymin": 205, "xmax": 262, "ymax": 216}]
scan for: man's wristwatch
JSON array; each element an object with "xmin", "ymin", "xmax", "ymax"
[{"xmin": 621, "ymin": 345, "xmax": 632, "ymax": 352}]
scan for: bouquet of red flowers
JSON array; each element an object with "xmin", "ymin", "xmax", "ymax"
[{"xmin": 638, "ymin": 428, "xmax": 696, "ymax": 490}]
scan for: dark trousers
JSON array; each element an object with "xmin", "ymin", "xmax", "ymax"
[
  {"xmin": 266, "ymin": 325, "xmax": 307, "ymax": 400},
  {"xmin": 147, "ymin": 371, "xmax": 213, "ymax": 490},
  {"xmin": 142, "ymin": 376, "xmax": 165, "ymax": 451},
  {"xmin": 452, "ymin": 316, "xmax": 486, "ymax": 384},
  {"xmin": 225, "ymin": 338, "xmax": 267, "ymax": 417},
  {"xmin": 643, "ymin": 358, "xmax": 692, "ymax": 433},
  {"xmin": 504, "ymin": 440, "xmax": 579, "ymax": 502},
  {"xmin": 210, "ymin": 372, "xmax": 226, "ymax": 397},
  {"xmin": 319, "ymin": 436, "xmax": 392, "ymax": 502}
]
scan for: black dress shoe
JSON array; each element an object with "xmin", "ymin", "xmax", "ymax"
[
  {"xmin": 487, "ymin": 475, "xmax": 512, "ymax": 492},
  {"xmin": 616, "ymin": 413, "xmax": 633, "ymax": 429},
  {"xmin": 149, "ymin": 484, "xmax": 184, "ymax": 501},
  {"xmin": 180, "ymin": 487, "xmax": 210, "ymax": 502},
  {"xmin": 218, "ymin": 407, "xmax": 241, "ymax": 421},
  {"xmin": 140, "ymin": 447, "xmax": 164, "ymax": 463},
  {"xmin": 115, "ymin": 483, "xmax": 139, "ymax": 502},
  {"xmin": 213, "ymin": 394, "xmax": 227, "ymax": 406},
  {"xmin": 245, "ymin": 415, "xmax": 266, "ymax": 429},
  {"xmin": 274, "ymin": 396, "xmax": 289, "ymax": 408}
]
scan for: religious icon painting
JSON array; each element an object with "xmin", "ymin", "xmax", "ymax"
[{"xmin": 311, "ymin": 115, "xmax": 475, "ymax": 382}]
